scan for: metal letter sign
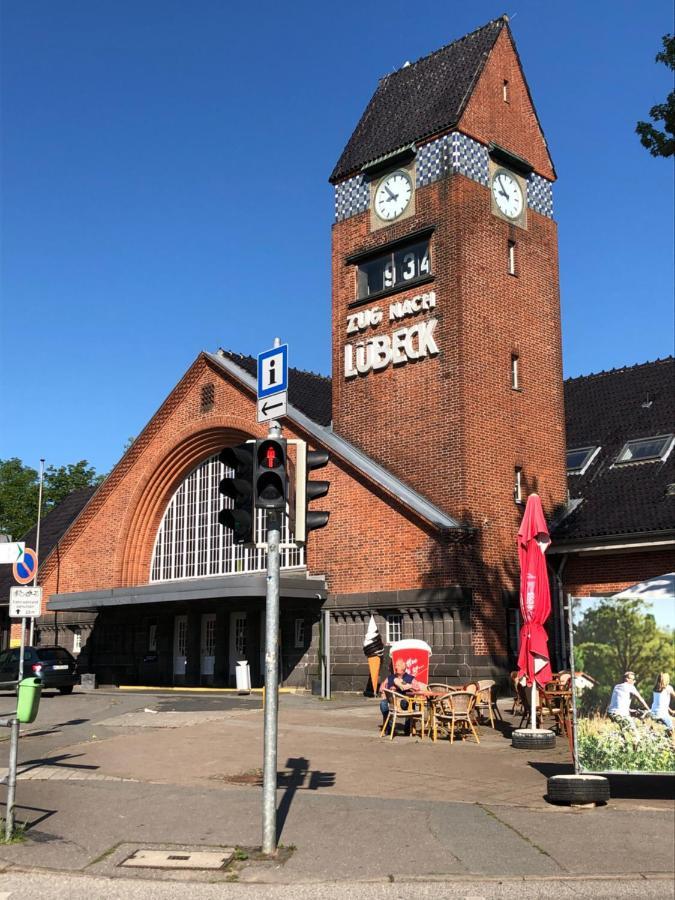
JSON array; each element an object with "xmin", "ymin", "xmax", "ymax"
[
  {"xmin": 9, "ymin": 586, "xmax": 42, "ymax": 618},
  {"xmin": 12, "ymin": 547, "xmax": 38, "ymax": 585},
  {"xmin": 257, "ymin": 344, "xmax": 288, "ymax": 424}
]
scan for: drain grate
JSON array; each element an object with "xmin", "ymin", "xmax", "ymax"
[{"xmin": 121, "ymin": 848, "xmax": 234, "ymax": 870}]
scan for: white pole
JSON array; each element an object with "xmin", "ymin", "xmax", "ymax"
[
  {"xmin": 29, "ymin": 458, "xmax": 45, "ymax": 645},
  {"xmin": 530, "ymin": 681, "xmax": 537, "ymax": 730}
]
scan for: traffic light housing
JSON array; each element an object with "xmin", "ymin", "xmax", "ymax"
[
  {"xmin": 218, "ymin": 442, "xmax": 255, "ymax": 544},
  {"xmin": 254, "ymin": 438, "xmax": 288, "ymax": 510},
  {"xmin": 294, "ymin": 442, "xmax": 330, "ymax": 543}
]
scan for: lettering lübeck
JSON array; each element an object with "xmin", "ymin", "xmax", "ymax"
[{"xmin": 344, "ymin": 318, "xmax": 440, "ymax": 378}]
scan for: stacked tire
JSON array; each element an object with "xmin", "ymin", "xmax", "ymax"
[
  {"xmin": 547, "ymin": 775, "xmax": 610, "ymax": 805},
  {"xmin": 511, "ymin": 728, "xmax": 556, "ymax": 750}
]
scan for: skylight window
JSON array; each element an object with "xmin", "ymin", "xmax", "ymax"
[
  {"xmin": 615, "ymin": 435, "xmax": 675, "ymax": 465},
  {"xmin": 566, "ymin": 446, "xmax": 600, "ymax": 475}
]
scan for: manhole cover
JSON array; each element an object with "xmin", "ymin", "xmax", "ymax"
[{"xmin": 121, "ymin": 848, "xmax": 234, "ymax": 870}]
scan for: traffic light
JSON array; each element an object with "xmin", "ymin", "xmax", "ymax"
[
  {"xmin": 294, "ymin": 441, "xmax": 330, "ymax": 543},
  {"xmin": 254, "ymin": 438, "xmax": 288, "ymax": 510},
  {"xmin": 218, "ymin": 443, "xmax": 255, "ymax": 544}
]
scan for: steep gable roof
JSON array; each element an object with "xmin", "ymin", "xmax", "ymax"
[
  {"xmin": 555, "ymin": 358, "xmax": 675, "ymax": 544},
  {"xmin": 330, "ymin": 17, "xmax": 505, "ymax": 183},
  {"xmin": 0, "ymin": 486, "xmax": 97, "ymax": 603},
  {"xmin": 220, "ymin": 351, "xmax": 332, "ymax": 426}
]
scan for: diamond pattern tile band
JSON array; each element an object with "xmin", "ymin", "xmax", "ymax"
[{"xmin": 335, "ymin": 132, "xmax": 554, "ymax": 221}]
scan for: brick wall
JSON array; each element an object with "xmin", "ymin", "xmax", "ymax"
[{"xmin": 563, "ymin": 548, "xmax": 675, "ymax": 597}]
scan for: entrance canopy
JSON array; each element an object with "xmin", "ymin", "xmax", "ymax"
[{"xmin": 48, "ymin": 572, "xmax": 326, "ymax": 612}]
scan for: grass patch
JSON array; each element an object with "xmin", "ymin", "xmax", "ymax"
[{"xmin": 0, "ymin": 820, "xmax": 27, "ymax": 844}]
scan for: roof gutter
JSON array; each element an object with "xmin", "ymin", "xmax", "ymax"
[
  {"xmin": 549, "ymin": 534, "xmax": 675, "ymax": 555},
  {"xmin": 206, "ymin": 351, "xmax": 462, "ymax": 533}
]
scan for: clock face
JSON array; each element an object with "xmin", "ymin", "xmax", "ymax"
[
  {"xmin": 492, "ymin": 169, "xmax": 524, "ymax": 219},
  {"xmin": 374, "ymin": 171, "xmax": 413, "ymax": 221}
]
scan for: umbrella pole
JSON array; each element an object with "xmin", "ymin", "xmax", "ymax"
[{"xmin": 531, "ymin": 681, "xmax": 537, "ymax": 730}]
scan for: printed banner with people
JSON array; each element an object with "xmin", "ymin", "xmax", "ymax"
[{"xmin": 569, "ymin": 576, "xmax": 675, "ymax": 775}]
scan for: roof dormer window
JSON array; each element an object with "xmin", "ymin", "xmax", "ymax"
[
  {"xmin": 566, "ymin": 446, "xmax": 601, "ymax": 475},
  {"xmin": 614, "ymin": 435, "xmax": 674, "ymax": 465}
]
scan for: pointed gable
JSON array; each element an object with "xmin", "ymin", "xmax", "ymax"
[
  {"xmin": 459, "ymin": 25, "xmax": 555, "ymax": 180},
  {"xmin": 330, "ymin": 17, "xmax": 505, "ymax": 183}
]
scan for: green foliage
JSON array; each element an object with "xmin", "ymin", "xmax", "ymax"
[
  {"xmin": 636, "ymin": 34, "xmax": 674, "ymax": 158},
  {"xmin": 574, "ymin": 597, "xmax": 675, "ymax": 714},
  {"xmin": 0, "ymin": 457, "xmax": 106, "ymax": 540},
  {"xmin": 578, "ymin": 716, "xmax": 675, "ymax": 773}
]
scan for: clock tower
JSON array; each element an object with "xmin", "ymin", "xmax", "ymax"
[{"xmin": 329, "ymin": 16, "xmax": 567, "ymax": 659}]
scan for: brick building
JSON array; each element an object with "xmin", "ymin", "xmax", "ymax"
[{"xmin": 5, "ymin": 18, "xmax": 667, "ymax": 690}]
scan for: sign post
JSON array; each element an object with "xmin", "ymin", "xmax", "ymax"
[{"xmin": 258, "ymin": 338, "xmax": 284, "ymax": 855}]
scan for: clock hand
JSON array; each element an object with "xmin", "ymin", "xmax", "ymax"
[{"xmin": 385, "ymin": 186, "xmax": 398, "ymax": 201}]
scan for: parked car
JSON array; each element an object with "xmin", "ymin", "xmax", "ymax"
[{"xmin": 0, "ymin": 646, "xmax": 80, "ymax": 693}]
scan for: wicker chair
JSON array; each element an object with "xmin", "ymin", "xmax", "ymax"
[
  {"xmin": 380, "ymin": 689, "xmax": 426, "ymax": 740},
  {"xmin": 510, "ymin": 670, "xmax": 524, "ymax": 715},
  {"xmin": 431, "ymin": 691, "xmax": 480, "ymax": 744},
  {"xmin": 474, "ymin": 679, "xmax": 501, "ymax": 728}
]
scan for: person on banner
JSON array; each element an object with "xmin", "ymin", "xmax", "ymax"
[
  {"xmin": 650, "ymin": 673, "xmax": 675, "ymax": 733},
  {"xmin": 379, "ymin": 658, "xmax": 427, "ymax": 734},
  {"xmin": 606, "ymin": 671, "xmax": 650, "ymax": 729}
]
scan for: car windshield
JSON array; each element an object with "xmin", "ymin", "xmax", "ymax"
[{"xmin": 36, "ymin": 648, "xmax": 73, "ymax": 663}]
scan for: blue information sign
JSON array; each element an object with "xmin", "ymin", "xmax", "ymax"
[{"xmin": 257, "ymin": 344, "xmax": 288, "ymax": 399}]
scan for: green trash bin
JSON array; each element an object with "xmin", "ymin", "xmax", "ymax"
[{"xmin": 17, "ymin": 676, "xmax": 42, "ymax": 724}]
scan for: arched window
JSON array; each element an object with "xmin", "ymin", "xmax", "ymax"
[{"xmin": 150, "ymin": 453, "xmax": 304, "ymax": 582}]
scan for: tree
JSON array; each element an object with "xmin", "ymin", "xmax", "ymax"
[
  {"xmin": 636, "ymin": 34, "xmax": 675, "ymax": 158},
  {"xmin": 0, "ymin": 458, "xmax": 39, "ymax": 539},
  {"xmin": 574, "ymin": 597, "xmax": 675, "ymax": 713},
  {"xmin": 0, "ymin": 457, "xmax": 106, "ymax": 539}
]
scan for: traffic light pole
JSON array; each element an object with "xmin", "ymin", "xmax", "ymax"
[{"xmin": 262, "ymin": 421, "xmax": 282, "ymax": 856}]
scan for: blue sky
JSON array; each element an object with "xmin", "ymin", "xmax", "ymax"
[{"xmin": 1, "ymin": 0, "xmax": 673, "ymax": 475}]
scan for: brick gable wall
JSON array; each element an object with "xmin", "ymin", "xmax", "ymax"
[{"xmin": 459, "ymin": 28, "xmax": 555, "ymax": 180}]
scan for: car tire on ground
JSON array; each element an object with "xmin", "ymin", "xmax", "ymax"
[
  {"xmin": 58, "ymin": 685, "xmax": 74, "ymax": 695},
  {"xmin": 511, "ymin": 727, "xmax": 556, "ymax": 750},
  {"xmin": 547, "ymin": 774, "xmax": 610, "ymax": 805}
]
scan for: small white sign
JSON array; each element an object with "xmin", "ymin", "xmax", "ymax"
[
  {"xmin": 9, "ymin": 585, "xmax": 42, "ymax": 618},
  {"xmin": 0, "ymin": 542, "xmax": 25, "ymax": 565},
  {"xmin": 257, "ymin": 391, "xmax": 288, "ymax": 423}
]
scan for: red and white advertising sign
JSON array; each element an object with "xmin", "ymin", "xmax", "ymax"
[{"xmin": 390, "ymin": 639, "xmax": 432, "ymax": 685}]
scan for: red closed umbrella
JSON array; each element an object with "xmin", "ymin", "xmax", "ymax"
[{"xmin": 516, "ymin": 494, "xmax": 552, "ymax": 728}]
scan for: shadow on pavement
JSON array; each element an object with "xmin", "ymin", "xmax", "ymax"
[
  {"xmin": 529, "ymin": 761, "xmax": 675, "ymax": 800},
  {"xmin": 0, "ymin": 800, "xmax": 56, "ymax": 833},
  {"xmin": 276, "ymin": 756, "xmax": 336, "ymax": 840}
]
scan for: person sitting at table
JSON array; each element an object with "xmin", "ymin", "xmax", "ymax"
[
  {"xmin": 607, "ymin": 671, "xmax": 650, "ymax": 729},
  {"xmin": 379, "ymin": 658, "xmax": 426, "ymax": 734},
  {"xmin": 650, "ymin": 672, "xmax": 675, "ymax": 733}
]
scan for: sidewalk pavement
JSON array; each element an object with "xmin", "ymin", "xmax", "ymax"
[{"xmin": 1, "ymin": 693, "xmax": 673, "ymax": 890}]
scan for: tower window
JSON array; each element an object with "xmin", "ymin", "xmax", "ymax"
[
  {"xmin": 503, "ymin": 80, "xmax": 510, "ymax": 102},
  {"xmin": 508, "ymin": 240, "xmax": 516, "ymax": 275},
  {"xmin": 511, "ymin": 354, "xmax": 520, "ymax": 390},
  {"xmin": 514, "ymin": 467, "xmax": 523, "ymax": 504}
]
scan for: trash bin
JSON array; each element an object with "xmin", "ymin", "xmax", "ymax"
[
  {"xmin": 81, "ymin": 673, "xmax": 96, "ymax": 691},
  {"xmin": 17, "ymin": 677, "xmax": 42, "ymax": 724},
  {"xmin": 235, "ymin": 660, "xmax": 251, "ymax": 694}
]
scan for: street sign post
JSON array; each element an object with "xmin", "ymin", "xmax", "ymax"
[
  {"xmin": 0, "ymin": 542, "xmax": 25, "ymax": 565},
  {"xmin": 10, "ymin": 586, "xmax": 42, "ymax": 619},
  {"xmin": 12, "ymin": 547, "xmax": 38, "ymax": 585}
]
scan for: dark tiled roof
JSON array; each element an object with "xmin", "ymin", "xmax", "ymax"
[
  {"xmin": 220, "ymin": 351, "xmax": 332, "ymax": 426},
  {"xmin": 330, "ymin": 17, "xmax": 505, "ymax": 183},
  {"xmin": 0, "ymin": 486, "xmax": 97, "ymax": 603},
  {"xmin": 556, "ymin": 358, "xmax": 675, "ymax": 543}
]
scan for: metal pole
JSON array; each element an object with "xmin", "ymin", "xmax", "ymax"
[
  {"xmin": 262, "ymin": 421, "xmax": 281, "ymax": 856},
  {"xmin": 530, "ymin": 681, "xmax": 537, "ymax": 731},
  {"xmin": 29, "ymin": 458, "xmax": 45, "ymax": 646},
  {"xmin": 4, "ymin": 717, "xmax": 19, "ymax": 841},
  {"xmin": 18, "ymin": 618, "xmax": 26, "ymax": 682},
  {"xmin": 323, "ymin": 608, "xmax": 331, "ymax": 700},
  {"xmin": 566, "ymin": 594, "xmax": 581, "ymax": 775}
]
